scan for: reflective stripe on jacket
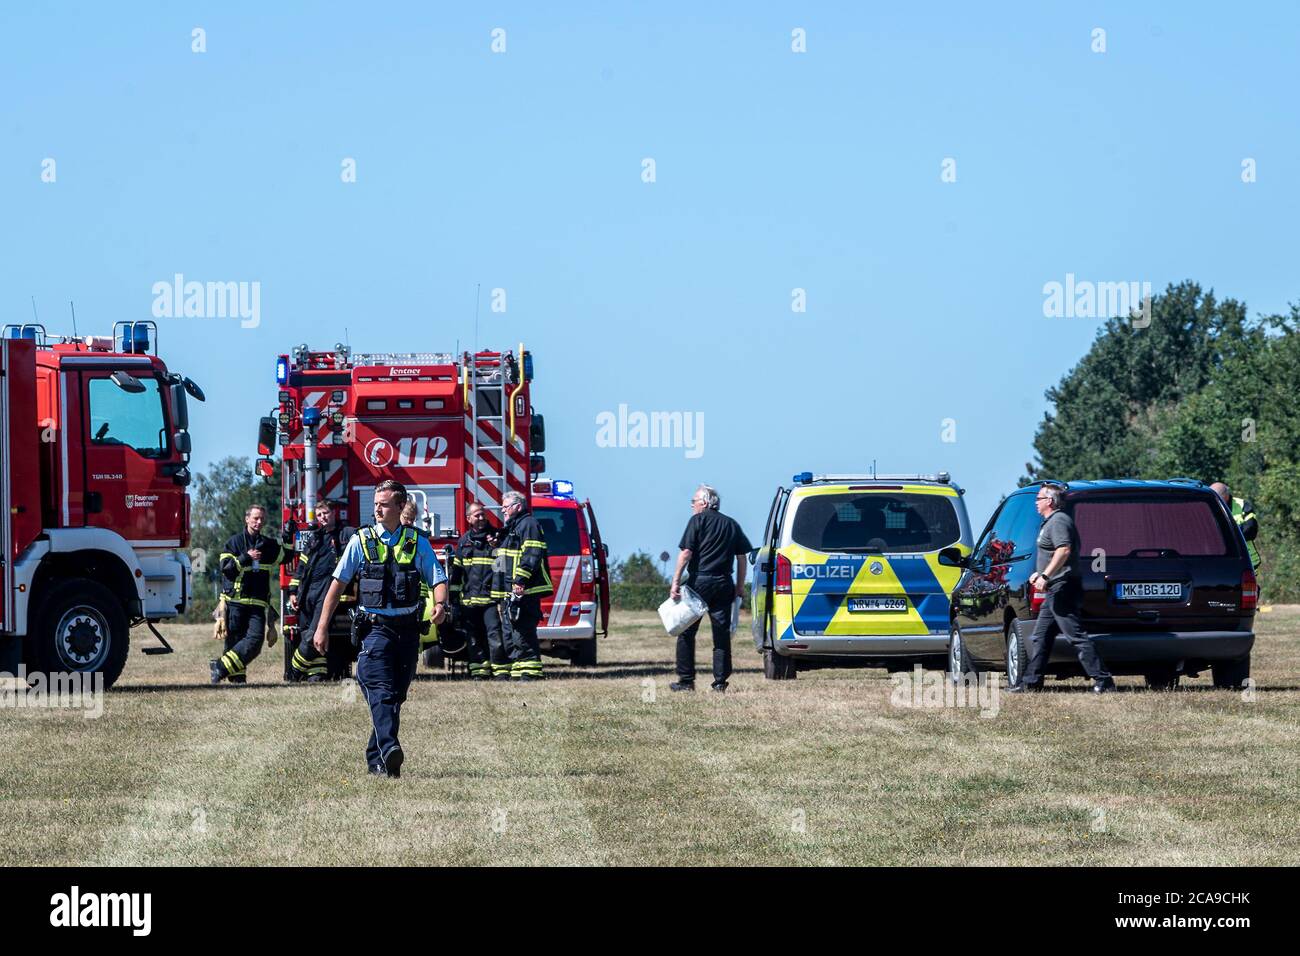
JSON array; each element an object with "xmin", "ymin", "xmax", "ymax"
[
  {"xmin": 491, "ymin": 511, "xmax": 553, "ymax": 599},
  {"xmin": 220, "ymin": 529, "xmax": 286, "ymax": 607}
]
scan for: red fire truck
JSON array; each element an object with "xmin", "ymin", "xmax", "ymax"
[
  {"xmin": 259, "ymin": 343, "xmax": 546, "ymax": 673},
  {"xmin": 1, "ymin": 321, "xmax": 203, "ymax": 688},
  {"xmin": 531, "ymin": 478, "xmax": 609, "ymax": 665}
]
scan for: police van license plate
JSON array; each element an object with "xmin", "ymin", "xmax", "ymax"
[
  {"xmin": 848, "ymin": 597, "xmax": 908, "ymax": 612},
  {"xmin": 1115, "ymin": 582, "xmax": 1183, "ymax": 601}
]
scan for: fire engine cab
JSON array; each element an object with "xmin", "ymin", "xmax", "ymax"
[
  {"xmin": 531, "ymin": 479, "xmax": 609, "ymax": 665},
  {"xmin": 260, "ymin": 343, "xmax": 545, "ymax": 672},
  {"xmin": 1, "ymin": 321, "xmax": 203, "ymax": 688}
]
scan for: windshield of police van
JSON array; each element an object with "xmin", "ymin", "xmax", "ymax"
[
  {"xmin": 534, "ymin": 507, "xmax": 582, "ymax": 556},
  {"xmin": 790, "ymin": 493, "xmax": 961, "ymax": 554}
]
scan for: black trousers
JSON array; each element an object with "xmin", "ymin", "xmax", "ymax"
[
  {"xmin": 288, "ymin": 597, "xmax": 355, "ymax": 681},
  {"xmin": 503, "ymin": 595, "xmax": 544, "ymax": 678},
  {"xmin": 461, "ymin": 603, "xmax": 501, "ymax": 675},
  {"xmin": 675, "ymin": 574, "xmax": 735, "ymax": 688},
  {"xmin": 1023, "ymin": 583, "xmax": 1111, "ymax": 684},
  {"xmin": 221, "ymin": 601, "xmax": 266, "ymax": 680},
  {"xmin": 355, "ymin": 614, "xmax": 420, "ymax": 770}
]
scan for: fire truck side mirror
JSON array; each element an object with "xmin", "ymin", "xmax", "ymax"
[
  {"xmin": 529, "ymin": 454, "xmax": 545, "ymax": 476},
  {"xmin": 183, "ymin": 377, "xmax": 206, "ymax": 402},
  {"xmin": 170, "ymin": 383, "xmax": 190, "ymax": 432},
  {"xmin": 257, "ymin": 417, "xmax": 277, "ymax": 457},
  {"xmin": 173, "ymin": 431, "xmax": 192, "ymax": 456},
  {"xmin": 255, "ymin": 458, "xmax": 275, "ymax": 479},
  {"xmin": 110, "ymin": 370, "xmax": 146, "ymax": 394},
  {"xmin": 530, "ymin": 414, "xmax": 546, "ymax": 453}
]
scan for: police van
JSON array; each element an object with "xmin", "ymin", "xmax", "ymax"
[{"xmin": 750, "ymin": 472, "xmax": 973, "ymax": 680}]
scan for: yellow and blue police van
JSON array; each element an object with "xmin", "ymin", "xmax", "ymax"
[{"xmin": 750, "ymin": 472, "xmax": 973, "ymax": 680}]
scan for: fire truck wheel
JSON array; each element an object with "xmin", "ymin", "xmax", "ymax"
[
  {"xmin": 571, "ymin": 639, "xmax": 598, "ymax": 667},
  {"xmin": 34, "ymin": 579, "xmax": 130, "ymax": 690}
]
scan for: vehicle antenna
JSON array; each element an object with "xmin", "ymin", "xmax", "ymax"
[
  {"xmin": 69, "ymin": 301, "xmax": 78, "ymax": 339},
  {"xmin": 473, "ymin": 283, "xmax": 481, "ymax": 358},
  {"xmin": 30, "ymin": 295, "xmax": 39, "ymax": 323}
]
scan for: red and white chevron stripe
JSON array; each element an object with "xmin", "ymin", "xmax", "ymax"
[
  {"xmin": 318, "ymin": 459, "xmax": 347, "ymax": 500},
  {"xmin": 287, "ymin": 390, "xmax": 335, "ymax": 446}
]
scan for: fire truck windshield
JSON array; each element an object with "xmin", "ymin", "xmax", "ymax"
[
  {"xmin": 534, "ymin": 506, "xmax": 582, "ymax": 556},
  {"xmin": 88, "ymin": 375, "xmax": 169, "ymax": 457}
]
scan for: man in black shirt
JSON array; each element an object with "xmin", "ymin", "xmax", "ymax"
[{"xmin": 668, "ymin": 484, "xmax": 752, "ymax": 692}]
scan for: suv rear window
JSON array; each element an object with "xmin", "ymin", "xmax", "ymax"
[
  {"xmin": 1072, "ymin": 496, "xmax": 1230, "ymax": 558},
  {"xmin": 790, "ymin": 493, "xmax": 961, "ymax": 554},
  {"xmin": 533, "ymin": 506, "xmax": 583, "ymax": 556}
]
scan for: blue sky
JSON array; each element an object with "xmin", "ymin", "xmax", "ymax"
[{"xmin": 4, "ymin": 2, "xmax": 1298, "ymax": 562}]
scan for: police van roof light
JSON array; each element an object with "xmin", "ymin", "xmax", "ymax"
[{"xmin": 793, "ymin": 472, "xmax": 813, "ymax": 484}]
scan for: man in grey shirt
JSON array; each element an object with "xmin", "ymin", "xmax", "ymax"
[{"xmin": 1011, "ymin": 485, "xmax": 1115, "ymax": 693}]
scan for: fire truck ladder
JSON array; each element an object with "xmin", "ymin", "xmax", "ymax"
[{"xmin": 468, "ymin": 350, "xmax": 511, "ymax": 519}]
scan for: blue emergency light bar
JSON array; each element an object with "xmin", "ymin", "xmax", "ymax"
[
  {"xmin": 552, "ymin": 479, "xmax": 574, "ymax": 497},
  {"xmin": 276, "ymin": 356, "xmax": 289, "ymax": 384},
  {"xmin": 793, "ymin": 472, "xmax": 813, "ymax": 484},
  {"xmin": 3, "ymin": 324, "xmax": 42, "ymax": 340},
  {"xmin": 113, "ymin": 321, "xmax": 154, "ymax": 354}
]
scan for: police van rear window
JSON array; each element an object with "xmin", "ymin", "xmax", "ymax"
[
  {"xmin": 790, "ymin": 493, "xmax": 960, "ymax": 554},
  {"xmin": 1073, "ymin": 496, "xmax": 1230, "ymax": 558},
  {"xmin": 534, "ymin": 507, "xmax": 582, "ymax": 556}
]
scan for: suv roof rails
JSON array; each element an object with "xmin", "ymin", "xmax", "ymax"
[{"xmin": 1166, "ymin": 477, "xmax": 1207, "ymax": 486}]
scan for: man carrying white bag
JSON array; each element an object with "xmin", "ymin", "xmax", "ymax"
[{"xmin": 665, "ymin": 484, "xmax": 753, "ymax": 693}]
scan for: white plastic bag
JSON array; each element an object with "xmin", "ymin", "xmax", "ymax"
[{"xmin": 658, "ymin": 585, "xmax": 708, "ymax": 637}]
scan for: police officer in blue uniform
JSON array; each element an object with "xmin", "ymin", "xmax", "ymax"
[{"xmin": 310, "ymin": 480, "xmax": 448, "ymax": 778}]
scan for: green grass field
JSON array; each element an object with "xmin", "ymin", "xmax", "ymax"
[{"xmin": 2, "ymin": 607, "xmax": 1298, "ymax": 866}]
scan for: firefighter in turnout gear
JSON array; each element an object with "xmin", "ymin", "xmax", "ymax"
[
  {"xmin": 211, "ymin": 504, "xmax": 287, "ymax": 684},
  {"xmin": 287, "ymin": 499, "xmax": 356, "ymax": 682},
  {"xmin": 311, "ymin": 480, "xmax": 447, "ymax": 778},
  {"xmin": 451, "ymin": 502, "xmax": 503, "ymax": 680},
  {"xmin": 492, "ymin": 490, "xmax": 553, "ymax": 680}
]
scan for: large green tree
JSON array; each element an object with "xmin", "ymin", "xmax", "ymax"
[{"xmin": 1025, "ymin": 282, "xmax": 1259, "ymax": 482}]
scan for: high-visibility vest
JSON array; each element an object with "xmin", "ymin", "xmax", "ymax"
[
  {"xmin": 357, "ymin": 526, "xmax": 423, "ymax": 612},
  {"xmin": 1232, "ymin": 497, "xmax": 1262, "ymax": 570}
]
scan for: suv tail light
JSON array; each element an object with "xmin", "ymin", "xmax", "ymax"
[
  {"xmin": 1242, "ymin": 569, "xmax": 1258, "ymax": 611},
  {"xmin": 775, "ymin": 553, "xmax": 792, "ymax": 594},
  {"xmin": 1029, "ymin": 582, "xmax": 1045, "ymax": 615},
  {"xmin": 580, "ymin": 555, "xmax": 594, "ymax": 585}
]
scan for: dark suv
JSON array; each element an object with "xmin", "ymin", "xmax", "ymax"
[{"xmin": 941, "ymin": 479, "xmax": 1257, "ymax": 690}]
